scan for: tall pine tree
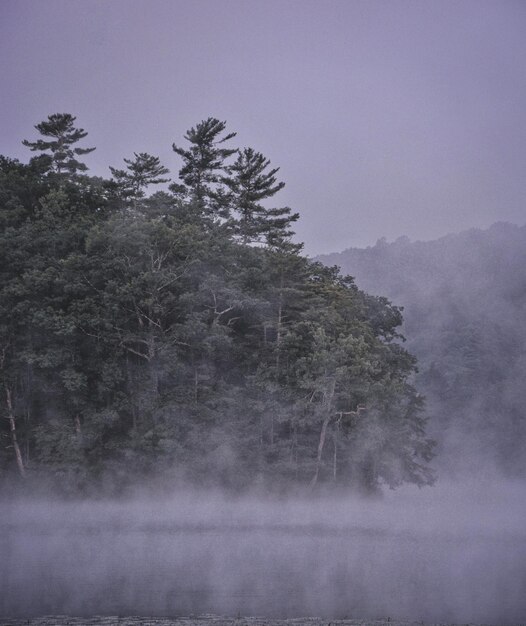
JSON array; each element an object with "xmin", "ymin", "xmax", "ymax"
[
  {"xmin": 22, "ymin": 113, "xmax": 95, "ymax": 176},
  {"xmin": 110, "ymin": 152, "xmax": 170, "ymax": 205},
  {"xmin": 172, "ymin": 118, "xmax": 236, "ymax": 216}
]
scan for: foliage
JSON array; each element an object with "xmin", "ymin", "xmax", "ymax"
[
  {"xmin": 320, "ymin": 224, "xmax": 526, "ymax": 477},
  {"xmin": 0, "ymin": 115, "xmax": 435, "ymax": 494},
  {"xmin": 22, "ymin": 113, "xmax": 95, "ymax": 176},
  {"xmin": 109, "ymin": 153, "xmax": 170, "ymax": 205}
]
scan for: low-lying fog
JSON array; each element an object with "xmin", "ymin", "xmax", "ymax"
[{"xmin": 2, "ymin": 480, "xmax": 526, "ymax": 624}]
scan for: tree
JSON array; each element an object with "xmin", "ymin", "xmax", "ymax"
[
  {"xmin": 109, "ymin": 152, "xmax": 170, "ymax": 205},
  {"xmin": 224, "ymin": 147, "xmax": 300, "ymax": 247},
  {"xmin": 0, "ymin": 113, "xmax": 436, "ymax": 494},
  {"xmin": 22, "ymin": 113, "xmax": 95, "ymax": 176},
  {"xmin": 268, "ymin": 264, "xmax": 436, "ymax": 491},
  {"xmin": 223, "ymin": 147, "xmax": 284, "ymax": 243},
  {"xmin": 172, "ymin": 118, "xmax": 236, "ymax": 215}
]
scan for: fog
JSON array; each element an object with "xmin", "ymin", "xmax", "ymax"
[
  {"xmin": 319, "ymin": 223, "xmax": 526, "ymax": 481},
  {"xmin": 2, "ymin": 481, "xmax": 526, "ymax": 624},
  {"xmin": 2, "ymin": 1, "xmax": 525, "ymax": 621}
]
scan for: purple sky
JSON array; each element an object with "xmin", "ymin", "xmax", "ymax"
[{"xmin": 2, "ymin": 0, "xmax": 526, "ymax": 255}]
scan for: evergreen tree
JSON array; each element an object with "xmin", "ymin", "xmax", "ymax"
[
  {"xmin": 224, "ymin": 147, "xmax": 284, "ymax": 243},
  {"xmin": 110, "ymin": 152, "xmax": 170, "ymax": 205},
  {"xmin": 0, "ymin": 113, "xmax": 436, "ymax": 494},
  {"xmin": 224, "ymin": 147, "xmax": 300, "ymax": 247},
  {"xmin": 22, "ymin": 113, "xmax": 95, "ymax": 176},
  {"xmin": 172, "ymin": 118, "xmax": 236, "ymax": 215}
]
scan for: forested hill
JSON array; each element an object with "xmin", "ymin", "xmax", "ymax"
[
  {"xmin": 0, "ymin": 114, "xmax": 435, "ymax": 495},
  {"xmin": 318, "ymin": 223, "xmax": 526, "ymax": 477}
]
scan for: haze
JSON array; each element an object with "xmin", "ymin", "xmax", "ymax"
[
  {"xmin": 2, "ymin": 481, "xmax": 526, "ymax": 624},
  {"xmin": 2, "ymin": 2, "xmax": 526, "ymax": 624},
  {"xmin": 1, "ymin": 0, "xmax": 526, "ymax": 254}
]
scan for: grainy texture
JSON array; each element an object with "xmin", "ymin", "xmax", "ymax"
[{"xmin": 0, "ymin": 616, "xmax": 511, "ymax": 626}]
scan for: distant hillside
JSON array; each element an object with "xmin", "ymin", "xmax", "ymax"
[{"xmin": 319, "ymin": 222, "xmax": 526, "ymax": 477}]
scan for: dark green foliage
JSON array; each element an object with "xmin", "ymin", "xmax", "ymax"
[
  {"xmin": 224, "ymin": 147, "xmax": 298, "ymax": 245},
  {"xmin": 22, "ymin": 113, "xmax": 95, "ymax": 176},
  {"xmin": 109, "ymin": 152, "xmax": 170, "ymax": 205},
  {"xmin": 0, "ymin": 114, "xmax": 435, "ymax": 495},
  {"xmin": 172, "ymin": 117, "xmax": 236, "ymax": 216},
  {"xmin": 320, "ymin": 224, "xmax": 526, "ymax": 478}
]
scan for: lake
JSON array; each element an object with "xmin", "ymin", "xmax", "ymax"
[{"xmin": 1, "ymin": 482, "xmax": 525, "ymax": 624}]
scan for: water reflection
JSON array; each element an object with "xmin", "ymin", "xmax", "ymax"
[{"xmin": 1, "ymin": 484, "xmax": 525, "ymax": 624}]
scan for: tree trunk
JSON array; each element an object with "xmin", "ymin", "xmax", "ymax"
[
  {"xmin": 310, "ymin": 414, "xmax": 330, "ymax": 488},
  {"xmin": 271, "ymin": 275, "xmax": 285, "ymax": 448},
  {"xmin": 310, "ymin": 379, "xmax": 336, "ymax": 488},
  {"xmin": 125, "ymin": 353, "xmax": 138, "ymax": 431},
  {"xmin": 275, "ymin": 301, "xmax": 283, "ymax": 370},
  {"xmin": 5, "ymin": 386, "xmax": 26, "ymax": 478},
  {"xmin": 147, "ymin": 330, "xmax": 158, "ymax": 399},
  {"xmin": 275, "ymin": 273, "xmax": 284, "ymax": 372}
]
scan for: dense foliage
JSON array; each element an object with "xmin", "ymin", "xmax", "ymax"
[
  {"xmin": 0, "ymin": 114, "xmax": 435, "ymax": 494},
  {"xmin": 320, "ymin": 225, "xmax": 526, "ymax": 477}
]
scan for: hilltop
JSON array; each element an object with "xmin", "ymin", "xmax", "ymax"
[{"xmin": 319, "ymin": 222, "xmax": 526, "ymax": 476}]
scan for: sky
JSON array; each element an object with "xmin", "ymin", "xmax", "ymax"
[{"xmin": 1, "ymin": 0, "xmax": 526, "ymax": 256}]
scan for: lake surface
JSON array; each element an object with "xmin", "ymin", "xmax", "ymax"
[{"xmin": 1, "ymin": 483, "xmax": 525, "ymax": 624}]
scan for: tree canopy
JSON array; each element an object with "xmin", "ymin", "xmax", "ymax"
[
  {"xmin": 0, "ymin": 114, "xmax": 435, "ymax": 495},
  {"xmin": 22, "ymin": 113, "xmax": 95, "ymax": 176},
  {"xmin": 319, "ymin": 225, "xmax": 526, "ymax": 478}
]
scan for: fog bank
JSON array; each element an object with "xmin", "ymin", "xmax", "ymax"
[{"xmin": 2, "ymin": 481, "xmax": 525, "ymax": 624}]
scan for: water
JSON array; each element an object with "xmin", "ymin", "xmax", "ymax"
[{"xmin": 1, "ymin": 482, "xmax": 525, "ymax": 624}]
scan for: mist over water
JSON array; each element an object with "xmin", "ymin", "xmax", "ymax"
[{"xmin": 2, "ymin": 481, "xmax": 526, "ymax": 624}]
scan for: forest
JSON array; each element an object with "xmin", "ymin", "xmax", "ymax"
[
  {"xmin": 320, "ymin": 224, "xmax": 526, "ymax": 479},
  {"xmin": 0, "ymin": 114, "xmax": 435, "ymax": 495}
]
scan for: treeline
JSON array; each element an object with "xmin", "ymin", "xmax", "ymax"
[
  {"xmin": 319, "ymin": 224, "xmax": 526, "ymax": 477},
  {"xmin": 0, "ymin": 114, "xmax": 435, "ymax": 494}
]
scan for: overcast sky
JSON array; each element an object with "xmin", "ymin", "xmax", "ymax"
[{"xmin": 1, "ymin": 0, "xmax": 525, "ymax": 255}]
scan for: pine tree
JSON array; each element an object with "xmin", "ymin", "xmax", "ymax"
[
  {"xmin": 22, "ymin": 113, "xmax": 95, "ymax": 175},
  {"xmin": 109, "ymin": 152, "xmax": 170, "ymax": 205},
  {"xmin": 223, "ymin": 147, "xmax": 282, "ymax": 243},
  {"xmin": 224, "ymin": 147, "xmax": 300, "ymax": 247},
  {"xmin": 0, "ymin": 114, "xmax": 437, "ymax": 494},
  {"xmin": 172, "ymin": 118, "xmax": 236, "ymax": 215},
  {"xmin": 264, "ymin": 206, "xmax": 300, "ymax": 250}
]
